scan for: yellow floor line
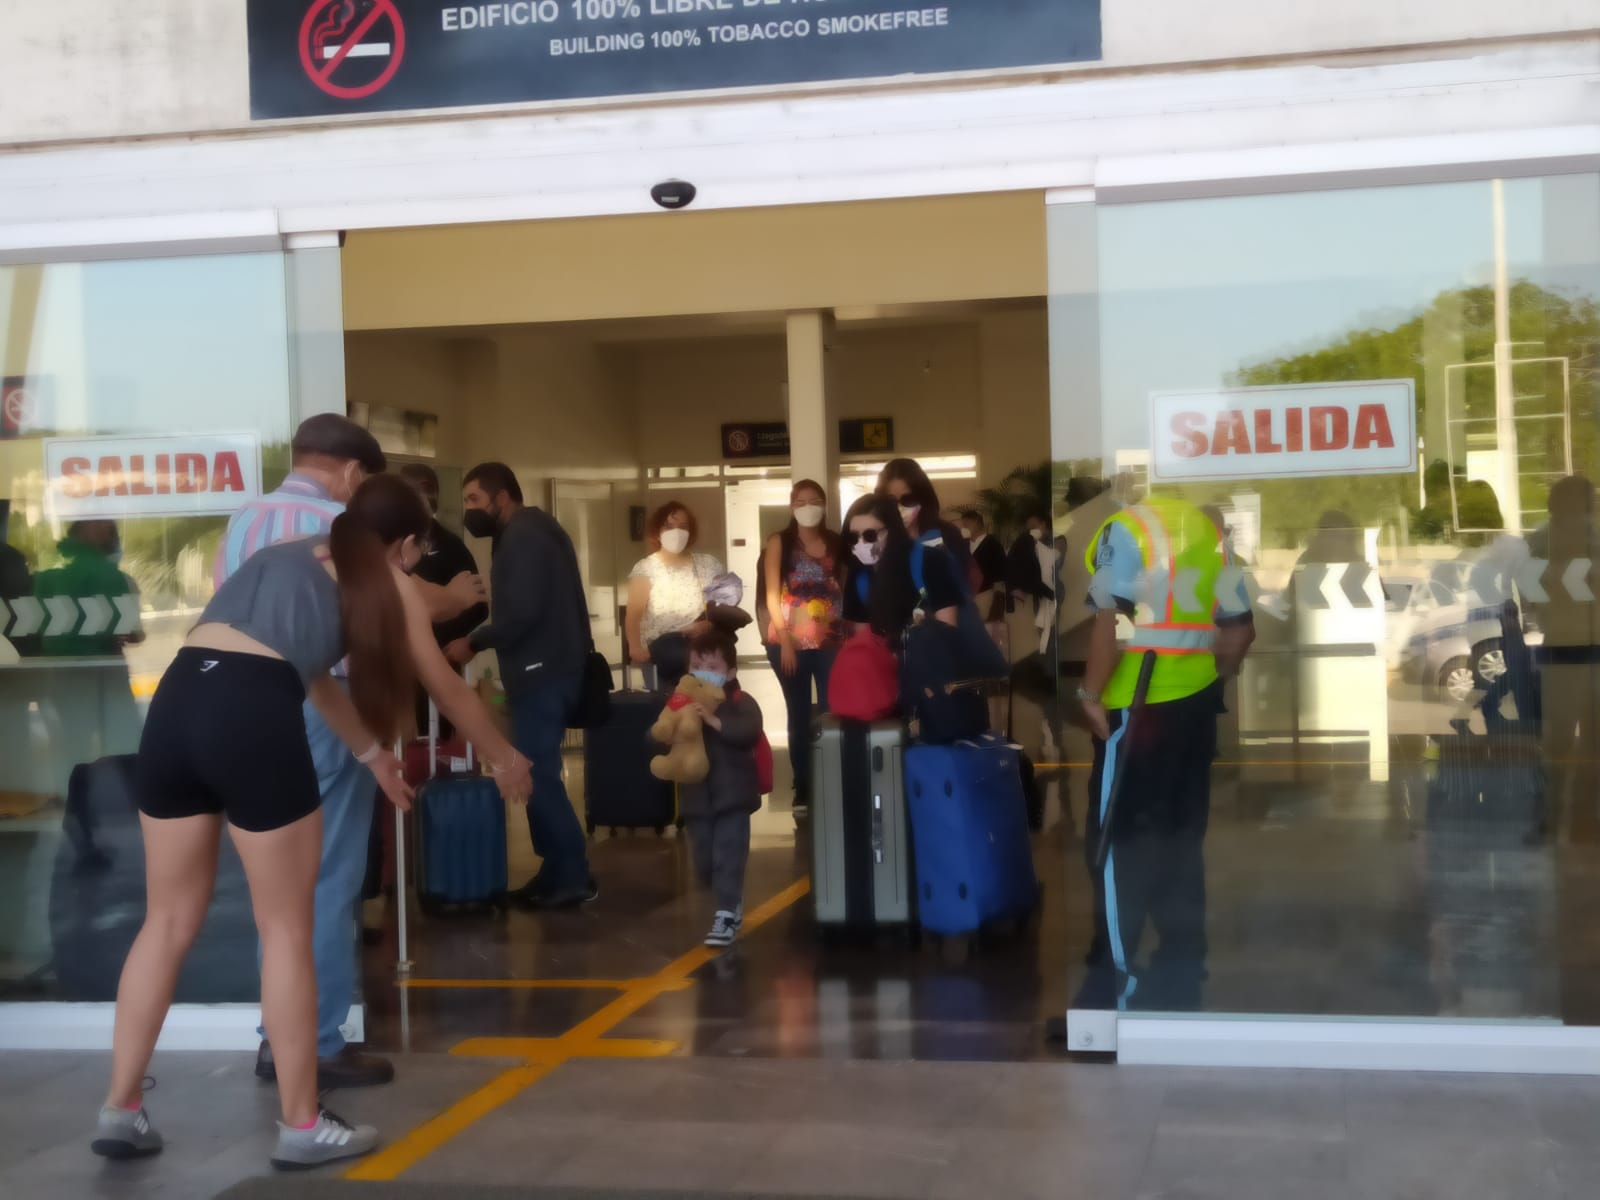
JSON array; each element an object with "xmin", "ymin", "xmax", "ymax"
[
  {"xmin": 397, "ymin": 978, "xmax": 690, "ymax": 992},
  {"xmin": 345, "ymin": 875, "xmax": 811, "ymax": 1182},
  {"xmin": 451, "ymin": 1036, "xmax": 681, "ymax": 1060}
]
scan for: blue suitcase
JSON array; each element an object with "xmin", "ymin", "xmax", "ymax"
[
  {"xmin": 415, "ymin": 774, "xmax": 508, "ymax": 912},
  {"xmin": 904, "ymin": 739, "xmax": 1039, "ymax": 938}
]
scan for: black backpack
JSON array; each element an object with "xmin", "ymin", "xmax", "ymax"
[{"xmin": 901, "ymin": 617, "xmax": 991, "ymax": 743}]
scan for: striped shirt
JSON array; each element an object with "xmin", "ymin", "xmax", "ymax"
[
  {"xmin": 214, "ymin": 473, "xmax": 344, "ymax": 589},
  {"xmin": 213, "ymin": 473, "xmax": 347, "ymax": 676}
]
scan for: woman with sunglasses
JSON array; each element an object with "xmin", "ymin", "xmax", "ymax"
[
  {"xmin": 841, "ymin": 494, "xmax": 962, "ymax": 641},
  {"xmin": 876, "ymin": 457, "xmax": 982, "ymax": 598}
]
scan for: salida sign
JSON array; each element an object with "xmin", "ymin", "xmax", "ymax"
[
  {"xmin": 43, "ymin": 434, "xmax": 264, "ymax": 521},
  {"xmin": 1150, "ymin": 381, "xmax": 1416, "ymax": 483}
]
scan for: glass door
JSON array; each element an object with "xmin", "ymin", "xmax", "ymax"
[{"xmin": 551, "ymin": 481, "xmax": 620, "ymax": 667}]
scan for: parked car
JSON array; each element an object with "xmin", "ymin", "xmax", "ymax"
[{"xmin": 1388, "ymin": 566, "xmax": 1541, "ymax": 702}]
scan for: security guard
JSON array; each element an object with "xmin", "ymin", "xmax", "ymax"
[{"xmin": 1075, "ymin": 496, "xmax": 1254, "ymax": 1011}]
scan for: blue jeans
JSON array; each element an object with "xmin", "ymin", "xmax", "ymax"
[
  {"xmin": 258, "ymin": 688, "xmax": 375, "ymax": 1059},
  {"xmin": 509, "ymin": 674, "xmax": 590, "ymax": 892},
  {"xmin": 766, "ymin": 644, "xmax": 836, "ymax": 803}
]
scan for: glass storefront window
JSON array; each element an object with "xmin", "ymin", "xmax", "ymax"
[
  {"xmin": 1, "ymin": 252, "xmax": 295, "ymax": 1000},
  {"xmin": 1050, "ymin": 174, "xmax": 1600, "ymax": 1022}
]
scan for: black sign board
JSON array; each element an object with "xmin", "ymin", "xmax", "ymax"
[
  {"xmin": 839, "ymin": 417, "xmax": 893, "ymax": 454},
  {"xmin": 247, "ymin": 1, "xmax": 1102, "ymax": 120},
  {"xmin": 722, "ymin": 422, "xmax": 790, "ymax": 459}
]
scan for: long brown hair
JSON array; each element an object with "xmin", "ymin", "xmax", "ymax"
[{"xmin": 329, "ymin": 474, "xmax": 431, "ymax": 742}]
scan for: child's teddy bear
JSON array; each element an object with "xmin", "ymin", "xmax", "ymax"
[{"xmin": 649, "ymin": 674, "xmax": 726, "ymax": 784}]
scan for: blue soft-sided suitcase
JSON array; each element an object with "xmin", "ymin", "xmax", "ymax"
[
  {"xmin": 904, "ymin": 739, "xmax": 1039, "ymax": 937},
  {"xmin": 415, "ymin": 775, "xmax": 508, "ymax": 910}
]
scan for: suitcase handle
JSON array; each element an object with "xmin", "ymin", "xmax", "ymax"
[{"xmin": 871, "ymin": 791, "xmax": 884, "ymax": 864}]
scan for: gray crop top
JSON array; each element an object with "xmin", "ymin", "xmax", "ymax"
[{"xmin": 199, "ymin": 536, "xmax": 345, "ymax": 682}]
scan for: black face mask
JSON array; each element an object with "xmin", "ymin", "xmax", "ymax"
[{"xmin": 463, "ymin": 509, "xmax": 498, "ymax": 540}]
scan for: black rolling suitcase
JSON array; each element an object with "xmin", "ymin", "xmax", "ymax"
[{"xmin": 583, "ymin": 690, "xmax": 676, "ymax": 836}]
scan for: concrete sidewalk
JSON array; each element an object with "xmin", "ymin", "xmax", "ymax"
[{"xmin": 4, "ymin": 1050, "xmax": 1597, "ymax": 1199}]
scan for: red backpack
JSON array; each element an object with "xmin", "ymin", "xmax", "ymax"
[{"xmin": 830, "ymin": 630, "xmax": 901, "ymax": 721}]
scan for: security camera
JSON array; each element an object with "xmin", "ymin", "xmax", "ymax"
[{"xmin": 650, "ymin": 180, "xmax": 698, "ymax": 211}]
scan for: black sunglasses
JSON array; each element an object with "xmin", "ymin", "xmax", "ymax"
[{"xmin": 845, "ymin": 528, "xmax": 884, "ymax": 546}]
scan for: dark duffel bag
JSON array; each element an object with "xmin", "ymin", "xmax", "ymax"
[{"xmin": 584, "ymin": 691, "xmax": 676, "ymax": 836}]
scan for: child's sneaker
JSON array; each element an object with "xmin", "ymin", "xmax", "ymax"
[
  {"xmin": 270, "ymin": 1108, "xmax": 379, "ymax": 1171},
  {"xmin": 705, "ymin": 910, "xmax": 739, "ymax": 947},
  {"xmin": 90, "ymin": 1105, "xmax": 163, "ymax": 1159}
]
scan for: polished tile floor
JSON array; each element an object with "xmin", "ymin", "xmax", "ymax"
[{"xmin": 8, "ymin": 667, "xmax": 1600, "ymax": 1196}]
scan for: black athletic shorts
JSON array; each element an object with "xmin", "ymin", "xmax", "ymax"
[{"xmin": 137, "ymin": 648, "xmax": 321, "ymax": 834}]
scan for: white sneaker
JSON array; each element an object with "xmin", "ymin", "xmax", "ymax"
[
  {"xmin": 270, "ymin": 1108, "xmax": 379, "ymax": 1171},
  {"xmin": 91, "ymin": 1105, "xmax": 163, "ymax": 1159},
  {"xmin": 705, "ymin": 910, "xmax": 739, "ymax": 948}
]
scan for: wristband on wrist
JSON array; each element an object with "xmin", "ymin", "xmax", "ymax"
[{"xmin": 356, "ymin": 742, "xmax": 382, "ymax": 765}]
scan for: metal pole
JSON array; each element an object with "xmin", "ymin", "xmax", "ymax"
[
  {"xmin": 1492, "ymin": 178, "xmax": 1523, "ymax": 534},
  {"xmin": 1093, "ymin": 650, "xmax": 1158, "ymax": 873},
  {"xmin": 393, "ymin": 739, "xmax": 412, "ymax": 978}
]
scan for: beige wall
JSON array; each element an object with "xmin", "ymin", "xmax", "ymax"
[
  {"xmin": 2, "ymin": 1, "xmax": 1592, "ymax": 145},
  {"xmin": 345, "ymin": 304, "xmax": 1050, "ymax": 582},
  {"xmin": 978, "ymin": 308, "xmax": 1053, "ymax": 490},
  {"xmin": 625, "ymin": 320, "xmax": 1015, "ymax": 471},
  {"xmin": 630, "ymin": 336, "xmax": 787, "ymax": 467},
  {"xmin": 342, "ymin": 196, "xmax": 1048, "ymax": 331},
  {"xmin": 343, "ymin": 334, "xmax": 470, "ymax": 466}
]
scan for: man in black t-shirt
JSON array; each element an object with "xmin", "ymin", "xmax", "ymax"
[{"xmin": 400, "ymin": 465, "xmax": 490, "ymax": 673}]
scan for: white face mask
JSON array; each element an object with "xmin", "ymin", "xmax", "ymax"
[
  {"xmin": 1030, "ymin": 528, "xmax": 1046, "ymax": 542},
  {"xmin": 794, "ymin": 504, "xmax": 826, "ymax": 529},
  {"xmin": 962, "ymin": 527, "xmax": 975, "ymax": 541},
  {"xmin": 851, "ymin": 538, "xmax": 883, "ymax": 567},
  {"xmin": 660, "ymin": 529, "xmax": 691, "ymax": 555},
  {"xmin": 898, "ymin": 504, "xmax": 921, "ymax": 529}
]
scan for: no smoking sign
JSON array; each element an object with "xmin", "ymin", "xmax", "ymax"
[
  {"xmin": 1, "ymin": 379, "xmax": 38, "ymax": 439},
  {"xmin": 299, "ymin": 0, "xmax": 406, "ymax": 101}
]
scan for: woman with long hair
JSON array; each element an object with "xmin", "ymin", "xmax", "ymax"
[
  {"xmin": 760, "ymin": 479, "xmax": 845, "ymax": 817},
  {"xmin": 876, "ymin": 457, "xmax": 982, "ymax": 596},
  {"xmin": 626, "ymin": 500, "xmax": 727, "ymax": 689},
  {"xmin": 841, "ymin": 494, "xmax": 962, "ymax": 643},
  {"xmin": 91, "ymin": 474, "xmax": 532, "ymax": 1172}
]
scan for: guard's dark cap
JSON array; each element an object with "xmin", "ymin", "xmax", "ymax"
[{"xmin": 292, "ymin": 414, "xmax": 386, "ymax": 475}]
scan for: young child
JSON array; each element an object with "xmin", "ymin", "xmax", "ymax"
[{"xmin": 679, "ymin": 628, "xmax": 764, "ymax": 947}]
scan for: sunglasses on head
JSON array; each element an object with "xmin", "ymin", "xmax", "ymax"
[{"xmin": 845, "ymin": 527, "xmax": 884, "ymax": 546}]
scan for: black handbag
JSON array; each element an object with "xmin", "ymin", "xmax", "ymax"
[
  {"xmin": 555, "ymin": 527, "xmax": 613, "ymax": 729},
  {"xmin": 568, "ymin": 647, "xmax": 614, "ymax": 729}
]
